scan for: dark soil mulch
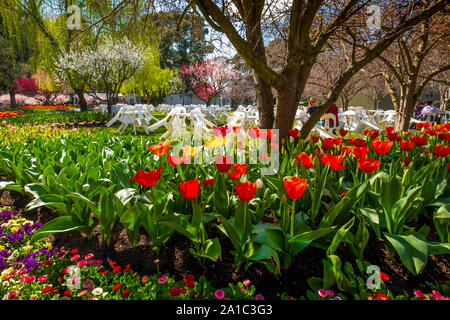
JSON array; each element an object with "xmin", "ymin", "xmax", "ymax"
[{"xmin": 1, "ymin": 189, "xmax": 449, "ymax": 299}]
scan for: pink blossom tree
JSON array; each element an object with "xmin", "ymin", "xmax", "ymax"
[
  {"xmin": 14, "ymin": 75, "xmax": 70, "ymax": 106},
  {"xmin": 179, "ymin": 57, "xmax": 237, "ymax": 106}
]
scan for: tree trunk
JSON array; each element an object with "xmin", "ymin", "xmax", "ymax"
[
  {"xmin": 254, "ymin": 73, "xmax": 274, "ymax": 129},
  {"xmin": 244, "ymin": 3, "xmax": 275, "ymax": 129},
  {"xmin": 9, "ymin": 88, "xmax": 16, "ymax": 108},
  {"xmin": 274, "ymin": 87, "xmax": 301, "ymax": 138},
  {"xmin": 75, "ymin": 88, "xmax": 88, "ymax": 112},
  {"xmin": 340, "ymin": 94, "xmax": 349, "ymax": 112},
  {"xmin": 394, "ymin": 86, "xmax": 416, "ymax": 132},
  {"xmin": 107, "ymin": 100, "xmax": 113, "ymax": 115}
]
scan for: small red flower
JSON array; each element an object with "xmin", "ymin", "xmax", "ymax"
[
  {"xmin": 377, "ymin": 293, "xmax": 389, "ymax": 300},
  {"xmin": 42, "ymin": 286, "xmax": 53, "ymax": 294},
  {"xmin": 70, "ymin": 249, "xmax": 79, "ymax": 255},
  {"xmin": 203, "ymin": 178, "xmax": 214, "ymax": 187},
  {"xmin": 64, "ymin": 290, "xmax": 72, "ymax": 297},
  {"xmin": 404, "ymin": 157, "xmax": 411, "ymax": 166},
  {"xmin": 113, "ymin": 266, "xmax": 121, "ymax": 273},
  {"xmin": 170, "ymin": 287, "xmax": 181, "ymax": 297},
  {"xmin": 186, "ymin": 275, "xmax": 195, "ymax": 282},
  {"xmin": 380, "ymin": 272, "xmax": 390, "ymax": 283},
  {"xmin": 187, "ymin": 281, "xmax": 195, "ymax": 289},
  {"xmin": 339, "ymin": 129, "xmax": 348, "ymax": 137},
  {"xmin": 112, "ymin": 284, "xmax": 122, "ymax": 291},
  {"xmin": 121, "ymin": 289, "xmax": 130, "ymax": 297}
]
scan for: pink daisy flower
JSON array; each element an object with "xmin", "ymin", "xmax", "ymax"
[{"xmin": 215, "ymin": 289, "xmax": 225, "ymax": 300}]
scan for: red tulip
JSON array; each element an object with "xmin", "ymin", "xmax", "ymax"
[
  {"xmin": 320, "ymin": 153, "xmax": 347, "ymax": 170},
  {"xmin": 352, "ymin": 147, "xmax": 369, "ymax": 159},
  {"xmin": 288, "ymin": 128, "xmax": 299, "ymax": 139},
  {"xmin": 130, "ymin": 167, "xmax": 162, "ymax": 187},
  {"xmin": 416, "ymin": 122, "xmax": 431, "ymax": 129},
  {"xmin": 228, "ymin": 170, "xmax": 241, "ymax": 180},
  {"xmin": 247, "ymin": 128, "xmax": 259, "ymax": 139},
  {"xmin": 211, "ymin": 125, "xmax": 230, "ymax": 137},
  {"xmin": 372, "ymin": 139, "xmax": 393, "ymax": 155},
  {"xmin": 409, "ymin": 135, "xmax": 428, "ymax": 147},
  {"xmin": 295, "ymin": 152, "xmax": 314, "ymax": 169},
  {"xmin": 357, "ymin": 157, "xmax": 380, "ymax": 173},
  {"xmin": 434, "ymin": 145, "xmax": 450, "ymax": 158},
  {"xmin": 339, "ymin": 129, "xmax": 348, "ymax": 137},
  {"xmin": 233, "ymin": 164, "xmax": 247, "ymax": 175},
  {"xmin": 283, "ymin": 177, "xmax": 307, "ymax": 200},
  {"xmin": 438, "ymin": 132, "xmax": 450, "ymax": 141},
  {"xmin": 203, "ymin": 178, "xmax": 214, "ymax": 187},
  {"xmin": 341, "ymin": 146, "xmax": 352, "ymax": 156},
  {"xmin": 385, "ymin": 126, "xmax": 394, "ymax": 133},
  {"xmin": 400, "ymin": 140, "xmax": 414, "ymax": 151},
  {"xmin": 310, "ymin": 135, "xmax": 319, "ymax": 143},
  {"xmin": 424, "ymin": 129, "xmax": 437, "ymax": 136},
  {"xmin": 349, "ymin": 138, "xmax": 368, "ymax": 148},
  {"xmin": 215, "ymin": 155, "xmax": 233, "ymax": 173},
  {"xmin": 179, "ymin": 179, "xmax": 199, "ymax": 199},
  {"xmin": 369, "ymin": 130, "xmax": 379, "ymax": 139},
  {"xmin": 235, "ymin": 181, "xmax": 257, "ymax": 202},
  {"xmin": 403, "ymin": 157, "xmax": 411, "ymax": 166},
  {"xmin": 386, "ymin": 131, "xmax": 402, "ymax": 141},
  {"xmin": 333, "ymin": 138, "xmax": 343, "ymax": 146},
  {"xmin": 321, "ymin": 138, "xmax": 335, "ymax": 151}
]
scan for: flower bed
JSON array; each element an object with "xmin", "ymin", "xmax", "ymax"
[{"xmin": 0, "ymin": 122, "xmax": 449, "ymax": 300}]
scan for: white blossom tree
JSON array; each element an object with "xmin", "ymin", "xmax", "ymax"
[{"xmin": 55, "ymin": 37, "xmax": 147, "ymax": 114}]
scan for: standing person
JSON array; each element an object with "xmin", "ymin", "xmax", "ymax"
[
  {"xmin": 322, "ymin": 103, "xmax": 339, "ymax": 128},
  {"xmin": 306, "ymin": 97, "xmax": 318, "ymax": 115}
]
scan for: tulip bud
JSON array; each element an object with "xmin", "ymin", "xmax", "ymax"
[
  {"xmin": 255, "ymin": 179, "xmax": 263, "ymax": 189},
  {"xmin": 401, "ymin": 168, "xmax": 411, "ymax": 187},
  {"xmin": 281, "ymin": 194, "xmax": 287, "ymax": 203}
]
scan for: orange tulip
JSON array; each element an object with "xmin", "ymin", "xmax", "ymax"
[
  {"xmin": 357, "ymin": 157, "xmax": 380, "ymax": 173},
  {"xmin": 147, "ymin": 140, "xmax": 171, "ymax": 156},
  {"xmin": 235, "ymin": 181, "xmax": 257, "ymax": 202},
  {"xmin": 372, "ymin": 139, "xmax": 393, "ymax": 155},
  {"xmin": 283, "ymin": 177, "xmax": 307, "ymax": 200}
]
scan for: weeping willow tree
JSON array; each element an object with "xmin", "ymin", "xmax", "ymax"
[
  {"xmin": 0, "ymin": 5, "xmax": 37, "ymax": 107},
  {"xmin": 0, "ymin": 0, "xmax": 156, "ymax": 110},
  {"xmin": 122, "ymin": 45, "xmax": 174, "ymax": 104}
]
